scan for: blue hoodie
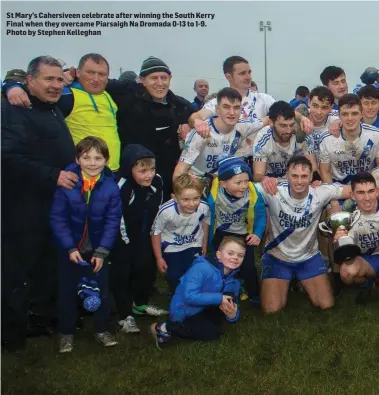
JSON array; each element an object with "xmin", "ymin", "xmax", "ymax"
[{"xmin": 169, "ymin": 256, "xmax": 241, "ymax": 324}]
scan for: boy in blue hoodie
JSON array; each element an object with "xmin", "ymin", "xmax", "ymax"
[
  {"xmin": 50, "ymin": 137, "xmax": 122, "ymax": 353},
  {"xmin": 151, "ymin": 236, "xmax": 245, "ymax": 348}
]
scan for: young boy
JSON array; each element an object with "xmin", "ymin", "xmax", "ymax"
[
  {"xmin": 109, "ymin": 144, "xmax": 166, "ymax": 335},
  {"xmin": 50, "ymin": 137, "xmax": 122, "ymax": 353},
  {"xmin": 151, "ymin": 173, "xmax": 210, "ymax": 293},
  {"xmin": 151, "ymin": 236, "xmax": 245, "ymax": 347},
  {"xmin": 207, "ymin": 156, "xmax": 266, "ymax": 304}
]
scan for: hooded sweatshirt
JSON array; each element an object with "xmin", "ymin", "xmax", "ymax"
[{"xmin": 118, "ymin": 144, "xmax": 163, "ymax": 245}]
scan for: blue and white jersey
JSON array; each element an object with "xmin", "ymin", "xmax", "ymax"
[
  {"xmin": 312, "ymin": 115, "xmax": 340, "ymax": 157},
  {"xmin": 318, "ymin": 124, "xmax": 379, "ymax": 184},
  {"xmin": 203, "ymin": 89, "xmax": 275, "ymax": 123},
  {"xmin": 151, "ymin": 199, "xmax": 210, "ymax": 253},
  {"xmin": 330, "ymin": 102, "xmax": 339, "ymax": 117},
  {"xmin": 212, "ymin": 187, "xmax": 251, "ymax": 235},
  {"xmin": 253, "ymin": 127, "xmax": 315, "ymax": 178},
  {"xmin": 363, "ymin": 116, "xmax": 379, "ymax": 128},
  {"xmin": 256, "ymin": 181, "xmax": 343, "ymax": 262},
  {"xmin": 179, "ymin": 117, "xmax": 263, "ymax": 177},
  {"xmin": 348, "ymin": 208, "xmax": 379, "ymax": 255}
]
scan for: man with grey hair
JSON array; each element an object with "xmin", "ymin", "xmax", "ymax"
[
  {"xmin": 4, "ymin": 53, "xmax": 121, "ymax": 172},
  {"xmin": 192, "ymin": 79, "xmax": 209, "ymax": 111},
  {"xmin": 2, "ymin": 55, "xmax": 76, "ymax": 351}
]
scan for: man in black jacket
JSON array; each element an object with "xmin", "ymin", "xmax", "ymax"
[
  {"xmin": 107, "ymin": 56, "xmax": 194, "ymax": 199},
  {"xmin": 1, "ymin": 56, "xmax": 77, "ymax": 351}
]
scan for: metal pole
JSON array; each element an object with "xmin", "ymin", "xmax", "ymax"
[
  {"xmin": 264, "ymin": 27, "xmax": 267, "ymax": 93},
  {"xmin": 259, "ymin": 21, "xmax": 272, "ymax": 94}
]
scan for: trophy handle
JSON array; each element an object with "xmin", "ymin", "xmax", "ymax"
[
  {"xmin": 350, "ymin": 210, "xmax": 360, "ymax": 228},
  {"xmin": 319, "ymin": 222, "xmax": 332, "ymax": 233}
]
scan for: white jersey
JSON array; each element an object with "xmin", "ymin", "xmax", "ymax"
[
  {"xmin": 330, "ymin": 103, "xmax": 339, "ymax": 117},
  {"xmin": 151, "ymin": 199, "xmax": 210, "ymax": 253},
  {"xmin": 203, "ymin": 89, "xmax": 275, "ymax": 123},
  {"xmin": 312, "ymin": 115, "xmax": 339, "ymax": 156},
  {"xmin": 348, "ymin": 208, "xmax": 379, "ymax": 255},
  {"xmin": 256, "ymin": 181, "xmax": 343, "ymax": 262},
  {"xmin": 179, "ymin": 117, "xmax": 263, "ymax": 177},
  {"xmin": 319, "ymin": 124, "xmax": 379, "ymax": 184},
  {"xmin": 253, "ymin": 127, "xmax": 315, "ymax": 178}
]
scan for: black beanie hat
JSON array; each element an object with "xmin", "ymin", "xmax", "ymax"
[{"xmin": 139, "ymin": 56, "xmax": 171, "ymax": 77}]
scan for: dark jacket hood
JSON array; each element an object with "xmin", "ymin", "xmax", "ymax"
[{"xmin": 119, "ymin": 144, "xmax": 155, "ymax": 179}]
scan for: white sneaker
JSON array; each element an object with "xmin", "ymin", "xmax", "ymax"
[
  {"xmin": 59, "ymin": 334, "xmax": 74, "ymax": 353},
  {"xmin": 119, "ymin": 316, "xmax": 140, "ymax": 334},
  {"xmin": 133, "ymin": 304, "xmax": 168, "ymax": 316},
  {"xmin": 95, "ymin": 332, "xmax": 118, "ymax": 347}
]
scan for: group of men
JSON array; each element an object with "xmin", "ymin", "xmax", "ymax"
[{"xmin": 1, "ymin": 52, "xmax": 378, "ymax": 350}]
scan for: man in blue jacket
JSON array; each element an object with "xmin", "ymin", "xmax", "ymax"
[
  {"xmin": 50, "ymin": 136, "xmax": 122, "ymax": 353},
  {"xmin": 151, "ymin": 236, "xmax": 245, "ymax": 348}
]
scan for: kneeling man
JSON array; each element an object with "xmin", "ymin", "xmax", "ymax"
[{"xmin": 256, "ymin": 155, "xmax": 351, "ymax": 313}]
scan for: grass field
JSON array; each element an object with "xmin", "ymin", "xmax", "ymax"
[{"xmin": 2, "ymin": 288, "xmax": 379, "ymax": 395}]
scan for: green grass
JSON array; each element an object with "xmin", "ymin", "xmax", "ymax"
[{"xmin": 2, "ymin": 290, "xmax": 379, "ymax": 395}]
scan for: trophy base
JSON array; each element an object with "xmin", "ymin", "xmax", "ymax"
[{"xmin": 334, "ymin": 244, "xmax": 361, "ymax": 264}]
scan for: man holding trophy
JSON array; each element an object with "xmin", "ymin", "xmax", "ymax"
[
  {"xmin": 256, "ymin": 156, "xmax": 352, "ymax": 314},
  {"xmin": 332, "ymin": 172, "xmax": 379, "ymax": 304}
]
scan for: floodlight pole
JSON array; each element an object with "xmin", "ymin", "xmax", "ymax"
[{"xmin": 259, "ymin": 21, "xmax": 272, "ymax": 94}]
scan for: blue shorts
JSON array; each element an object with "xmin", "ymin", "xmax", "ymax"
[
  {"xmin": 261, "ymin": 252, "xmax": 328, "ymax": 281},
  {"xmin": 362, "ymin": 254, "xmax": 379, "ymax": 277}
]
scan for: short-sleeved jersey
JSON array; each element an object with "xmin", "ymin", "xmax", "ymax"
[
  {"xmin": 256, "ymin": 182, "xmax": 343, "ymax": 262},
  {"xmin": 348, "ymin": 208, "xmax": 379, "ymax": 255},
  {"xmin": 318, "ymin": 124, "xmax": 379, "ymax": 184},
  {"xmin": 312, "ymin": 115, "xmax": 340, "ymax": 156},
  {"xmin": 151, "ymin": 199, "xmax": 210, "ymax": 253},
  {"xmin": 179, "ymin": 117, "xmax": 263, "ymax": 177},
  {"xmin": 203, "ymin": 89, "xmax": 275, "ymax": 123},
  {"xmin": 253, "ymin": 127, "xmax": 315, "ymax": 178}
]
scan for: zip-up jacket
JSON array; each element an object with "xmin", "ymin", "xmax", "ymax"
[
  {"xmin": 170, "ymin": 256, "xmax": 241, "ymax": 324},
  {"xmin": 50, "ymin": 163, "xmax": 122, "ymax": 254},
  {"xmin": 1, "ymin": 95, "xmax": 75, "ymax": 233},
  {"xmin": 117, "ymin": 144, "xmax": 163, "ymax": 245}
]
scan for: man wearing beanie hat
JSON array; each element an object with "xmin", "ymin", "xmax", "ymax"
[
  {"xmin": 106, "ymin": 55, "xmax": 194, "ymax": 199},
  {"xmin": 207, "ymin": 156, "xmax": 266, "ymax": 306}
]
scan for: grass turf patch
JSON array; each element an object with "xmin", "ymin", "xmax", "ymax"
[{"xmin": 2, "ymin": 289, "xmax": 379, "ymax": 395}]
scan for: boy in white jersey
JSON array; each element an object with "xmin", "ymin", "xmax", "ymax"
[
  {"xmin": 319, "ymin": 94, "xmax": 379, "ymax": 187},
  {"xmin": 188, "ymin": 56, "xmax": 313, "ymax": 138},
  {"xmin": 333, "ymin": 172, "xmax": 379, "ymax": 304},
  {"xmin": 173, "ymin": 88, "xmax": 266, "ymax": 179},
  {"xmin": 256, "ymin": 156, "xmax": 352, "ymax": 314},
  {"xmin": 207, "ymin": 156, "xmax": 266, "ymax": 304},
  {"xmin": 253, "ymin": 101, "xmax": 318, "ymax": 182},
  {"xmin": 320, "ymin": 66, "xmax": 349, "ymax": 116},
  {"xmin": 357, "ymin": 85, "xmax": 379, "ymax": 128},
  {"xmin": 151, "ymin": 174, "xmax": 210, "ymax": 292}
]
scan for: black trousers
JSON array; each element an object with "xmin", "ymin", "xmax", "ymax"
[
  {"xmin": 109, "ymin": 238, "xmax": 157, "ymax": 320},
  {"xmin": 167, "ymin": 307, "xmax": 224, "ymax": 341},
  {"xmin": 1, "ymin": 229, "xmax": 58, "ymax": 350},
  {"xmin": 58, "ymin": 254, "xmax": 110, "ymax": 334},
  {"xmin": 213, "ymin": 230, "xmax": 260, "ymax": 299}
]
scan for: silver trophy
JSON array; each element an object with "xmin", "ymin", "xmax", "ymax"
[{"xmin": 319, "ymin": 211, "xmax": 361, "ymax": 263}]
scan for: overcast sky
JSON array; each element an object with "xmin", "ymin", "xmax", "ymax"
[{"xmin": 2, "ymin": 1, "xmax": 378, "ymax": 101}]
